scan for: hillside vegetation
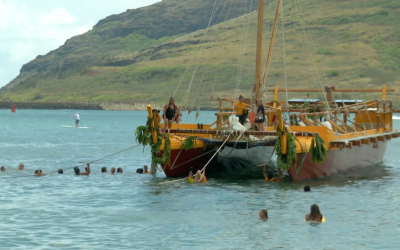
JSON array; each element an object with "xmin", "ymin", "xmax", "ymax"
[{"xmin": 1, "ymin": 0, "xmax": 400, "ymax": 108}]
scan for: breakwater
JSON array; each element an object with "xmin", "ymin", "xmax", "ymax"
[{"xmin": 0, "ymin": 101, "xmax": 164, "ymax": 111}]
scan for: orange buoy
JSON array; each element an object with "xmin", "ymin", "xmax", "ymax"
[{"xmin": 249, "ymin": 112, "xmax": 255, "ymax": 123}]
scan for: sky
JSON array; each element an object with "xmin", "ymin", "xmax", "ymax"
[{"xmin": 0, "ymin": 0, "xmax": 160, "ymax": 88}]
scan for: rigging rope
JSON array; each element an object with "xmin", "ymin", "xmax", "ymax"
[{"xmin": 182, "ymin": 0, "xmax": 221, "ymax": 109}]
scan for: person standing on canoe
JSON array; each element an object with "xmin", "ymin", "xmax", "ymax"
[
  {"xmin": 163, "ymin": 97, "xmax": 180, "ymax": 132},
  {"xmin": 72, "ymin": 112, "xmax": 80, "ymax": 128},
  {"xmin": 235, "ymin": 95, "xmax": 246, "ymax": 124}
]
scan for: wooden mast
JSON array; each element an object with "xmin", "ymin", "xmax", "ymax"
[
  {"xmin": 261, "ymin": 0, "xmax": 282, "ymax": 92},
  {"xmin": 254, "ymin": 0, "xmax": 265, "ymax": 100}
]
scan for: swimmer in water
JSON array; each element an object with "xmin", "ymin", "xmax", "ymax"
[
  {"xmin": 263, "ymin": 165, "xmax": 280, "ymax": 182},
  {"xmin": 143, "ymin": 165, "xmax": 150, "ymax": 174},
  {"xmin": 34, "ymin": 169, "xmax": 46, "ymax": 176},
  {"xmin": 259, "ymin": 209, "xmax": 268, "ymax": 220},
  {"xmin": 186, "ymin": 168, "xmax": 194, "ymax": 183},
  {"xmin": 117, "ymin": 167, "xmax": 123, "ymax": 173},
  {"xmin": 111, "ymin": 167, "xmax": 116, "ymax": 175},
  {"xmin": 58, "ymin": 169, "xmax": 63, "ymax": 174},
  {"xmin": 74, "ymin": 163, "xmax": 90, "ymax": 176},
  {"xmin": 101, "ymin": 167, "xmax": 107, "ymax": 173},
  {"xmin": 136, "ymin": 168, "xmax": 143, "ymax": 174},
  {"xmin": 1, "ymin": 166, "xmax": 5, "ymax": 171},
  {"xmin": 304, "ymin": 185, "xmax": 311, "ymax": 192},
  {"xmin": 194, "ymin": 170, "xmax": 207, "ymax": 183},
  {"xmin": 305, "ymin": 204, "xmax": 323, "ymax": 223},
  {"xmin": 19, "ymin": 163, "xmax": 24, "ymax": 170}
]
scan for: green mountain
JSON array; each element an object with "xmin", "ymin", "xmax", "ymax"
[{"xmin": 1, "ymin": 0, "xmax": 400, "ymax": 107}]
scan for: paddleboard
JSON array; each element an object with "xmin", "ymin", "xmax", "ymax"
[
  {"xmin": 394, "ymin": 117, "xmax": 400, "ymax": 120},
  {"xmin": 62, "ymin": 125, "xmax": 89, "ymax": 129}
]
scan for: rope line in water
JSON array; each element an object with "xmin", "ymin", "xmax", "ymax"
[{"xmin": 0, "ymin": 144, "xmax": 140, "ymax": 178}]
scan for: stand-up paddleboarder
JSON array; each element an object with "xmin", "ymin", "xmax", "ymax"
[{"xmin": 72, "ymin": 112, "xmax": 80, "ymax": 128}]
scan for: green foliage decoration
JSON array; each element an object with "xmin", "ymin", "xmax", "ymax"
[
  {"xmin": 182, "ymin": 136, "xmax": 198, "ymax": 151},
  {"xmin": 275, "ymin": 129, "xmax": 297, "ymax": 171},
  {"xmin": 135, "ymin": 117, "xmax": 171, "ymax": 165},
  {"xmin": 309, "ymin": 134, "xmax": 328, "ymax": 163}
]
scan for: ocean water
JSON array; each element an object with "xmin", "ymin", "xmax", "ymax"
[{"xmin": 1, "ymin": 109, "xmax": 400, "ymax": 249}]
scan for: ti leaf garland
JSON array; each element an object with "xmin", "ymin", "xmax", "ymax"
[
  {"xmin": 135, "ymin": 116, "xmax": 171, "ymax": 165},
  {"xmin": 182, "ymin": 136, "xmax": 198, "ymax": 151},
  {"xmin": 309, "ymin": 133, "xmax": 327, "ymax": 163}
]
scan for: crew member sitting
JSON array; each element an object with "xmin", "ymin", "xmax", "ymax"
[
  {"xmin": 163, "ymin": 97, "xmax": 181, "ymax": 132},
  {"xmin": 152, "ymin": 109, "xmax": 162, "ymax": 127}
]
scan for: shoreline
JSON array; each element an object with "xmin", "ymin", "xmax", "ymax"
[{"xmin": 0, "ymin": 101, "xmax": 217, "ymax": 111}]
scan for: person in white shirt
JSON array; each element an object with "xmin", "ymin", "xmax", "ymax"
[{"xmin": 72, "ymin": 112, "xmax": 80, "ymax": 127}]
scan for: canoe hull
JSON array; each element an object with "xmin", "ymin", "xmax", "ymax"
[
  {"xmin": 288, "ymin": 140, "xmax": 388, "ymax": 181},
  {"xmin": 161, "ymin": 143, "xmax": 276, "ymax": 177},
  {"xmin": 161, "ymin": 148, "xmax": 213, "ymax": 177}
]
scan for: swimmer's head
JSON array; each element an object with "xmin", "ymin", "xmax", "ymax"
[
  {"xmin": 74, "ymin": 167, "xmax": 80, "ymax": 175},
  {"xmin": 1, "ymin": 166, "xmax": 5, "ymax": 171},
  {"xmin": 143, "ymin": 165, "xmax": 148, "ymax": 171},
  {"xmin": 267, "ymin": 173, "xmax": 273, "ymax": 180},
  {"xmin": 58, "ymin": 169, "xmax": 63, "ymax": 174},
  {"xmin": 117, "ymin": 167, "xmax": 123, "ymax": 173},
  {"xmin": 310, "ymin": 204, "xmax": 320, "ymax": 215},
  {"xmin": 136, "ymin": 168, "xmax": 143, "ymax": 174},
  {"xmin": 101, "ymin": 167, "xmax": 107, "ymax": 173},
  {"xmin": 304, "ymin": 185, "xmax": 311, "ymax": 192},
  {"xmin": 188, "ymin": 170, "xmax": 193, "ymax": 178},
  {"xmin": 19, "ymin": 163, "xmax": 24, "ymax": 170},
  {"xmin": 111, "ymin": 167, "xmax": 116, "ymax": 173},
  {"xmin": 34, "ymin": 170, "xmax": 39, "ymax": 175},
  {"xmin": 259, "ymin": 209, "xmax": 268, "ymax": 219}
]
